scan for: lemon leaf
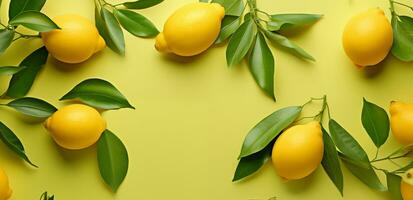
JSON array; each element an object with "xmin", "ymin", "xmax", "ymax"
[
  {"xmin": 215, "ymin": 16, "xmax": 240, "ymax": 44},
  {"xmin": 248, "ymin": 32, "xmax": 275, "ymax": 100},
  {"xmin": 60, "ymin": 78, "xmax": 135, "ymax": 110},
  {"xmin": 226, "ymin": 18, "xmax": 255, "ymax": 67},
  {"xmin": 97, "ymin": 130, "xmax": 129, "ymax": 192},
  {"xmin": 238, "ymin": 106, "xmax": 302, "ymax": 158},
  {"xmin": 212, "ymin": 0, "xmax": 244, "ymax": 16},
  {"xmin": 40, "ymin": 192, "xmax": 54, "ymax": 200},
  {"xmin": 267, "ymin": 14, "xmax": 322, "ymax": 32},
  {"xmin": 386, "ymin": 173, "xmax": 403, "ymax": 200},
  {"xmin": 321, "ymin": 126, "xmax": 343, "ymax": 196},
  {"xmin": 391, "ymin": 15, "xmax": 413, "ymax": 62},
  {"xmin": 0, "ymin": 121, "xmax": 37, "ymax": 167},
  {"xmin": 7, "ymin": 97, "xmax": 57, "ymax": 118},
  {"xmin": 395, "ymin": 161, "xmax": 413, "ymax": 173},
  {"xmin": 0, "ymin": 66, "xmax": 24, "ymax": 76},
  {"xmin": 0, "ymin": 29, "xmax": 14, "ymax": 54},
  {"xmin": 8, "ymin": 0, "xmax": 45, "ymax": 21},
  {"xmin": 123, "ymin": 0, "xmax": 163, "ymax": 10},
  {"xmin": 361, "ymin": 98, "xmax": 389, "ymax": 148},
  {"xmin": 9, "ymin": 11, "xmax": 59, "ymax": 32},
  {"xmin": 99, "ymin": 8, "xmax": 125, "ymax": 55},
  {"xmin": 6, "ymin": 46, "xmax": 48, "ymax": 98},
  {"xmin": 114, "ymin": 9, "xmax": 159, "ymax": 38}
]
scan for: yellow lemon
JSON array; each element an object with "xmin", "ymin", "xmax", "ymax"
[
  {"xmin": 401, "ymin": 169, "xmax": 413, "ymax": 200},
  {"xmin": 41, "ymin": 14, "xmax": 106, "ymax": 64},
  {"xmin": 0, "ymin": 169, "xmax": 12, "ymax": 200},
  {"xmin": 390, "ymin": 101, "xmax": 413, "ymax": 145},
  {"xmin": 272, "ymin": 121, "xmax": 324, "ymax": 180},
  {"xmin": 44, "ymin": 104, "xmax": 106, "ymax": 150},
  {"xmin": 155, "ymin": 2, "xmax": 225, "ymax": 56},
  {"xmin": 342, "ymin": 8, "xmax": 393, "ymax": 67}
]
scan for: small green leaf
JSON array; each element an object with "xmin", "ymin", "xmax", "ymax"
[
  {"xmin": 386, "ymin": 173, "xmax": 403, "ymax": 200},
  {"xmin": 248, "ymin": 32, "xmax": 275, "ymax": 100},
  {"xmin": 0, "ymin": 121, "xmax": 37, "ymax": 167},
  {"xmin": 264, "ymin": 30, "xmax": 315, "ymax": 61},
  {"xmin": 233, "ymin": 141, "xmax": 273, "ymax": 182},
  {"xmin": 0, "ymin": 66, "xmax": 24, "ymax": 76},
  {"xmin": 100, "ymin": 8, "xmax": 125, "ymax": 55},
  {"xmin": 361, "ymin": 98, "xmax": 390, "ymax": 148},
  {"xmin": 8, "ymin": 0, "xmax": 46, "ymax": 21},
  {"xmin": 267, "ymin": 14, "xmax": 322, "ymax": 31},
  {"xmin": 95, "ymin": 7, "xmax": 114, "ymax": 52},
  {"xmin": 212, "ymin": 0, "xmax": 244, "ymax": 16},
  {"xmin": 0, "ymin": 29, "xmax": 15, "ymax": 53},
  {"xmin": 123, "ymin": 0, "xmax": 163, "ymax": 9},
  {"xmin": 7, "ymin": 97, "xmax": 57, "ymax": 118},
  {"xmin": 239, "ymin": 106, "xmax": 302, "ymax": 158},
  {"xmin": 40, "ymin": 192, "xmax": 54, "ymax": 200},
  {"xmin": 114, "ymin": 9, "xmax": 159, "ymax": 38},
  {"xmin": 98, "ymin": 130, "xmax": 129, "ymax": 192},
  {"xmin": 9, "ymin": 11, "xmax": 59, "ymax": 32},
  {"xmin": 321, "ymin": 126, "xmax": 343, "ymax": 196},
  {"xmin": 391, "ymin": 16, "xmax": 413, "ymax": 62},
  {"xmin": 60, "ymin": 78, "xmax": 134, "ymax": 110},
  {"xmin": 226, "ymin": 18, "xmax": 255, "ymax": 66},
  {"xmin": 215, "ymin": 16, "xmax": 240, "ymax": 44},
  {"xmin": 6, "ymin": 46, "xmax": 49, "ymax": 98}
]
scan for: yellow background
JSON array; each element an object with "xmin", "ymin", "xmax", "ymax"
[{"xmin": 0, "ymin": 0, "xmax": 412, "ymax": 199}]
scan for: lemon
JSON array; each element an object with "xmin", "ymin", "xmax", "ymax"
[
  {"xmin": 272, "ymin": 121, "xmax": 324, "ymax": 180},
  {"xmin": 155, "ymin": 2, "xmax": 225, "ymax": 56},
  {"xmin": 342, "ymin": 8, "xmax": 393, "ymax": 67},
  {"xmin": 44, "ymin": 104, "xmax": 106, "ymax": 150},
  {"xmin": 0, "ymin": 169, "xmax": 12, "ymax": 200},
  {"xmin": 401, "ymin": 169, "xmax": 413, "ymax": 200},
  {"xmin": 41, "ymin": 14, "xmax": 106, "ymax": 64},
  {"xmin": 390, "ymin": 101, "xmax": 413, "ymax": 145}
]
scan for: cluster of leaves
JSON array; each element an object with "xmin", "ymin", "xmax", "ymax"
[
  {"xmin": 389, "ymin": 0, "xmax": 413, "ymax": 62},
  {"xmin": 94, "ymin": 0, "xmax": 163, "ymax": 55},
  {"xmin": 40, "ymin": 191, "xmax": 54, "ymax": 200},
  {"xmin": 201, "ymin": 0, "xmax": 321, "ymax": 100},
  {"xmin": 233, "ymin": 97, "xmax": 412, "ymax": 199},
  {"xmin": 0, "ymin": 78, "xmax": 134, "ymax": 192}
]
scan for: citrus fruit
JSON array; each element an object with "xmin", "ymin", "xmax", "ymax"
[
  {"xmin": 0, "ymin": 169, "xmax": 12, "ymax": 200},
  {"xmin": 155, "ymin": 2, "xmax": 225, "ymax": 56},
  {"xmin": 390, "ymin": 101, "xmax": 413, "ymax": 145},
  {"xmin": 44, "ymin": 104, "xmax": 106, "ymax": 150},
  {"xmin": 41, "ymin": 14, "xmax": 106, "ymax": 64},
  {"xmin": 401, "ymin": 169, "xmax": 413, "ymax": 200},
  {"xmin": 342, "ymin": 8, "xmax": 393, "ymax": 67},
  {"xmin": 272, "ymin": 121, "xmax": 324, "ymax": 180}
]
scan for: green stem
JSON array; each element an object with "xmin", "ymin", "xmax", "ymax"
[
  {"xmin": 370, "ymin": 154, "xmax": 406, "ymax": 163},
  {"xmin": 298, "ymin": 95, "xmax": 330, "ymax": 123}
]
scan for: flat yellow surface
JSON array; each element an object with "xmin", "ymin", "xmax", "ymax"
[{"xmin": 0, "ymin": 0, "xmax": 412, "ymax": 199}]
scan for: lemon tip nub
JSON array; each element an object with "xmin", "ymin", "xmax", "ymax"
[{"xmin": 155, "ymin": 33, "xmax": 170, "ymax": 53}]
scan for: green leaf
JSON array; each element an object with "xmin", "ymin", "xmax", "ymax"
[
  {"xmin": 215, "ymin": 16, "xmax": 240, "ymax": 44},
  {"xmin": 8, "ymin": 0, "xmax": 46, "ymax": 21},
  {"xmin": 267, "ymin": 14, "xmax": 322, "ymax": 31},
  {"xmin": 123, "ymin": 0, "xmax": 163, "ymax": 9},
  {"xmin": 0, "ymin": 66, "xmax": 24, "ymax": 76},
  {"xmin": 100, "ymin": 8, "xmax": 125, "ymax": 55},
  {"xmin": 199, "ymin": 0, "xmax": 209, "ymax": 2},
  {"xmin": 114, "ymin": 9, "xmax": 159, "ymax": 38},
  {"xmin": 6, "ymin": 46, "xmax": 49, "ymax": 98},
  {"xmin": 391, "ymin": 16, "xmax": 413, "ymax": 62},
  {"xmin": 361, "ymin": 98, "xmax": 390, "ymax": 148},
  {"xmin": 239, "ymin": 106, "xmax": 302, "ymax": 158},
  {"xmin": 396, "ymin": 161, "xmax": 413, "ymax": 173},
  {"xmin": 248, "ymin": 32, "xmax": 275, "ymax": 100},
  {"xmin": 9, "ymin": 11, "xmax": 59, "ymax": 32},
  {"xmin": 0, "ymin": 29, "xmax": 15, "ymax": 53},
  {"xmin": 60, "ymin": 78, "xmax": 134, "ymax": 110},
  {"xmin": 7, "ymin": 97, "xmax": 57, "ymax": 118},
  {"xmin": 0, "ymin": 121, "xmax": 37, "ymax": 167},
  {"xmin": 233, "ymin": 141, "xmax": 273, "ymax": 182},
  {"xmin": 386, "ymin": 173, "xmax": 403, "ymax": 200},
  {"xmin": 321, "ymin": 126, "xmax": 344, "ymax": 196},
  {"xmin": 226, "ymin": 18, "xmax": 255, "ymax": 66},
  {"xmin": 212, "ymin": 0, "xmax": 244, "ymax": 16},
  {"xmin": 97, "ymin": 130, "xmax": 129, "ymax": 192},
  {"xmin": 264, "ymin": 30, "xmax": 315, "ymax": 61},
  {"xmin": 40, "ymin": 192, "xmax": 54, "ymax": 200}
]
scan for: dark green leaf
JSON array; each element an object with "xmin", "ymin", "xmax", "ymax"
[
  {"xmin": 0, "ymin": 121, "xmax": 37, "ymax": 167},
  {"xmin": 239, "ymin": 106, "xmax": 302, "ymax": 158},
  {"xmin": 248, "ymin": 32, "xmax": 275, "ymax": 100},
  {"xmin": 361, "ymin": 98, "xmax": 389, "ymax": 148},
  {"xmin": 40, "ymin": 192, "xmax": 54, "ymax": 200},
  {"xmin": 0, "ymin": 29, "xmax": 14, "ymax": 53},
  {"xmin": 226, "ymin": 18, "xmax": 255, "ymax": 66},
  {"xmin": 215, "ymin": 16, "xmax": 240, "ymax": 44},
  {"xmin": 386, "ymin": 173, "xmax": 403, "ymax": 200},
  {"xmin": 8, "ymin": 0, "xmax": 46, "ymax": 21},
  {"xmin": 95, "ymin": 7, "xmax": 113, "ymax": 52},
  {"xmin": 114, "ymin": 9, "xmax": 158, "ymax": 38},
  {"xmin": 60, "ymin": 78, "xmax": 134, "ymax": 110},
  {"xmin": 6, "ymin": 46, "xmax": 48, "ymax": 98},
  {"xmin": 123, "ymin": 0, "xmax": 163, "ymax": 9},
  {"xmin": 0, "ymin": 66, "xmax": 24, "ymax": 76},
  {"xmin": 212, "ymin": 0, "xmax": 244, "ymax": 16},
  {"xmin": 321, "ymin": 126, "xmax": 343, "ymax": 196},
  {"xmin": 100, "ymin": 8, "xmax": 125, "ymax": 55},
  {"xmin": 264, "ymin": 30, "xmax": 315, "ymax": 61},
  {"xmin": 391, "ymin": 16, "xmax": 413, "ymax": 62},
  {"xmin": 9, "ymin": 11, "xmax": 59, "ymax": 32},
  {"xmin": 267, "ymin": 14, "xmax": 322, "ymax": 31},
  {"xmin": 233, "ymin": 141, "xmax": 273, "ymax": 182},
  {"xmin": 97, "ymin": 130, "xmax": 129, "ymax": 192},
  {"xmin": 7, "ymin": 97, "xmax": 57, "ymax": 118}
]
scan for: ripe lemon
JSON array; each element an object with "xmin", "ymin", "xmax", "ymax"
[
  {"xmin": 401, "ymin": 169, "xmax": 413, "ymax": 200},
  {"xmin": 390, "ymin": 101, "xmax": 413, "ymax": 145},
  {"xmin": 0, "ymin": 169, "xmax": 12, "ymax": 200},
  {"xmin": 44, "ymin": 104, "xmax": 106, "ymax": 150},
  {"xmin": 272, "ymin": 121, "xmax": 324, "ymax": 180},
  {"xmin": 155, "ymin": 2, "xmax": 225, "ymax": 56},
  {"xmin": 342, "ymin": 8, "xmax": 393, "ymax": 67},
  {"xmin": 41, "ymin": 14, "xmax": 106, "ymax": 64}
]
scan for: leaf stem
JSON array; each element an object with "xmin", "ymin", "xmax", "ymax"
[
  {"xmin": 370, "ymin": 154, "xmax": 406, "ymax": 163},
  {"xmin": 298, "ymin": 95, "xmax": 330, "ymax": 123}
]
